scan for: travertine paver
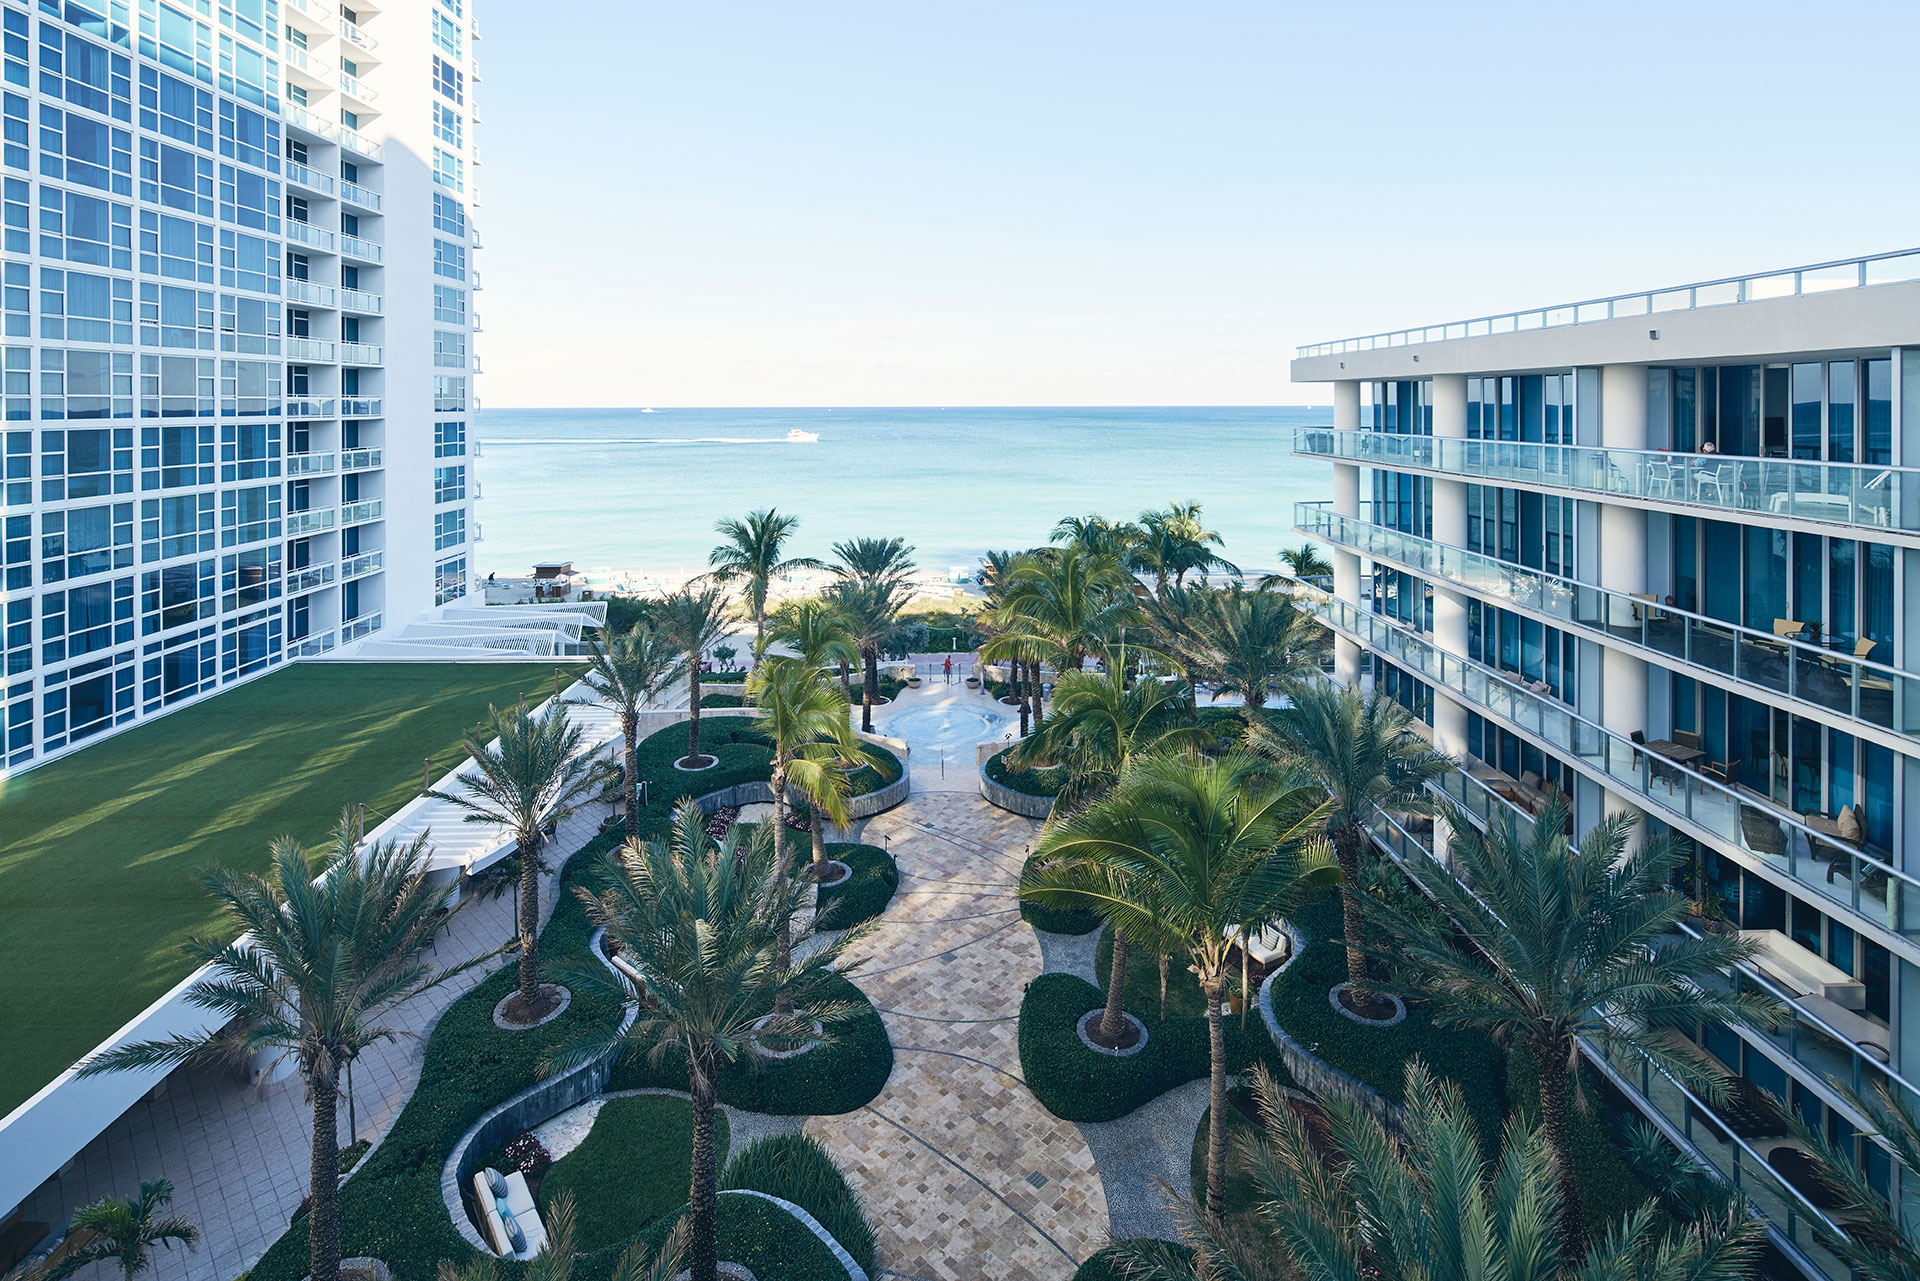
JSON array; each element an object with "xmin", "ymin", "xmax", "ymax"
[{"xmin": 808, "ymin": 691, "xmax": 1107, "ymax": 1280}]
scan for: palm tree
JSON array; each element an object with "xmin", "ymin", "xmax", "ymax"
[
  {"xmin": 552, "ymin": 809, "xmax": 859, "ymax": 1281},
  {"xmin": 1012, "ymin": 666, "xmax": 1206, "ymax": 809},
  {"xmin": 1032, "ymin": 753, "xmax": 1333, "ymax": 1225},
  {"xmin": 656, "ymin": 584, "xmax": 733, "ymax": 766},
  {"xmin": 41, "ymin": 1180, "xmax": 198, "ymax": 1281},
  {"xmin": 1136, "ymin": 501, "xmax": 1239, "ymax": 591},
  {"xmin": 1274, "ymin": 541, "xmax": 1332, "ymax": 581},
  {"xmin": 438, "ymin": 1193, "xmax": 685, "ymax": 1281},
  {"xmin": 1139, "ymin": 582, "xmax": 1210, "ymax": 713},
  {"xmin": 431, "ymin": 703, "xmax": 597, "ymax": 1018},
  {"xmin": 832, "ymin": 577, "xmax": 910, "ymax": 733},
  {"xmin": 77, "ymin": 827, "xmax": 463, "ymax": 1281},
  {"xmin": 983, "ymin": 546, "xmax": 1140, "ymax": 727},
  {"xmin": 1793, "ymin": 1079, "xmax": 1920, "ymax": 1281},
  {"xmin": 1112, "ymin": 1060, "xmax": 1762, "ymax": 1281},
  {"xmin": 747, "ymin": 655, "xmax": 858, "ymax": 883},
  {"xmin": 977, "ymin": 549, "xmax": 1039, "ymax": 733},
  {"xmin": 577, "ymin": 626, "xmax": 685, "ymax": 840},
  {"xmin": 1052, "ymin": 513, "xmax": 1141, "ymax": 561},
  {"xmin": 1252, "ymin": 679, "xmax": 1453, "ymax": 994},
  {"xmin": 1366, "ymin": 797, "xmax": 1779, "ymax": 1260},
  {"xmin": 707, "ymin": 509, "xmax": 824, "ymax": 658},
  {"xmin": 829, "ymin": 535, "xmax": 916, "ymax": 591},
  {"xmin": 1183, "ymin": 583, "xmax": 1315, "ymax": 727},
  {"xmin": 766, "ymin": 597, "xmax": 860, "ymax": 675}
]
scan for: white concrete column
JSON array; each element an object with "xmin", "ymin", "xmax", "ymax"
[
  {"xmin": 1430, "ymin": 374, "xmax": 1469, "ymax": 549},
  {"xmin": 1331, "ymin": 382, "xmax": 1365, "ymax": 684},
  {"xmin": 1432, "ymin": 691, "xmax": 1469, "ymax": 759},
  {"xmin": 1334, "ymin": 380, "xmax": 1360, "ymax": 433},
  {"xmin": 1596, "ymin": 363, "xmax": 1651, "ymax": 745},
  {"xmin": 1601, "ymin": 364, "xmax": 1650, "ymax": 451}
]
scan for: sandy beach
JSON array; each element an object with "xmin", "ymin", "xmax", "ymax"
[{"xmin": 483, "ymin": 562, "xmax": 984, "ymax": 612}]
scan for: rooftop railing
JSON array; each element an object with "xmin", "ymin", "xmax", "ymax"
[
  {"xmin": 1299, "ymin": 501, "xmax": 1917, "ymax": 739},
  {"xmin": 1293, "ymin": 429, "xmax": 1911, "ymax": 538},
  {"xmin": 1296, "ymin": 247, "xmax": 1920, "ymax": 359}
]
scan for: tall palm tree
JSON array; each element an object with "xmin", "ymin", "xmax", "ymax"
[
  {"xmin": 577, "ymin": 626, "xmax": 685, "ymax": 840},
  {"xmin": 707, "ymin": 509, "xmax": 824, "ymax": 658},
  {"xmin": 41, "ymin": 1180, "xmax": 198, "ymax": 1281},
  {"xmin": 1252, "ymin": 679, "xmax": 1453, "ymax": 994},
  {"xmin": 431, "ymin": 703, "xmax": 596, "ymax": 1017},
  {"xmin": 439, "ymin": 1193, "xmax": 685, "ymax": 1281},
  {"xmin": 1012, "ymin": 666, "xmax": 1206, "ymax": 809},
  {"xmin": 1366, "ymin": 797, "xmax": 1779, "ymax": 1260},
  {"xmin": 1113, "ymin": 1061, "xmax": 1762, "ymax": 1281},
  {"xmin": 829, "ymin": 535, "xmax": 916, "ymax": 591},
  {"xmin": 1184, "ymin": 583, "xmax": 1315, "ymax": 727},
  {"xmin": 1275, "ymin": 541, "xmax": 1332, "ymax": 580},
  {"xmin": 766, "ymin": 597, "xmax": 860, "ymax": 675},
  {"xmin": 656, "ymin": 584, "xmax": 733, "ymax": 766},
  {"xmin": 77, "ymin": 827, "xmax": 463, "ymax": 1281},
  {"xmin": 747, "ymin": 655, "xmax": 858, "ymax": 885},
  {"xmin": 832, "ymin": 577, "xmax": 910, "ymax": 733},
  {"xmin": 1139, "ymin": 582, "xmax": 1210, "ymax": 713},
  {"xmin": 1033, "ymin": 753, "xmax": 1333, "ymax": 1225},
  {"xmin": 552, "ymin": 808, "xmax": 859, "ymax": 1281},
  {"xmin": 1137, "ymin": 501, "xmax": 1239, "ymax": 591},
  {"xmin": 984, "ymin": 546, "xmax": 1140, "ymax": 728},
  {"xmin": 1052, "ymin": 513, "xmax": 1141, "ymax": 561},
  {"xmin": 977, "ymin": 549, "xmax": 1040, "ymax": 734},
  {"xmin": 1794, "ymin": 1079, "xmax": 1920, "ymax": 1281}
]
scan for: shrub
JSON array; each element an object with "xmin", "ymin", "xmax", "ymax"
[
  {"xmin": 1073, "ymin": 1241, "xmax": 1192, "ymax": 1280},
  {"xmin": 1018, "ymin": 973, "xmax": 1288, "ymax": 1122},
  {"xmin": 619, "ymin": 1193, "xmax": 852, "ymax": 1280},
  {"xmin": 537, "ymin": 1095, "xmax": 728, "ymax": 1252},
  {"xmin": 984, "ymin": 746, "xmax": 1068, "ymax": 798},
  {"xmin": 722, "ymin": 1134, "xmax": 876, "ymax": 1277},
  {"xmin": 1017, "ymin": 853, "xmax": 1101, "ymax": 936},
  {"xmin": 813, "ymin": 844, "xmax": 898, "ymax": 931},
  {"xmin": 700, "ymin": 691, "xmax": 746, "ymax": 708},
  {"xmin": 502, "ymin": 1128, "xmax": 552, "ymax": 1181}
]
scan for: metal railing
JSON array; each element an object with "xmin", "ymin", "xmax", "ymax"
[
  {"xmin": 284, "ymin": 220, "xmax": 336, "ymax": 252},
  {"xmin": 285, "ymin": 509, "xmax": 335, "ymax": 536},
  {"xmin": 339, "ymin": 499, "xmax": 383, "ymax": 525},
  {"xmin": 339, "ymin": 448, "xmax": 381, "ymax": 470},
  {"xmin": 339, "ymin": 341, "xmax": 382, "ymax": 364},
  {"xmin": 285, "ymin": 563, "xmax": 335, "ymax": 594},
  {"xmin": 283, "ymin": 451, "xmax": 336, "ymax": 476},
  {"xmin": 285, "ymin": 397, "xmax": 336, "ymax": 418},
  {"xmin": 341, "ymin": 612, "xmax": 382, "ymax": 642},
  {"xmin": 1294, "ymin": 429, "xmax": 1911, "ymax": 538},
  {"xmin": 340, "ymin": 397, "xmax": 382, "ymax": 417},
  {"xmin": 1300, "ymin": 502, "xmax": 1917, "ymax": 738},
  {"xmin": 281, "ymin": 101, "xmax": 337, "ymax": 142},
  {"xmin": 1287, "ymin": 577, "xmax": 1920, "ymax": 937},
  {"xmin": 339, "ymin": 550, "xmax": 382, "ymax": 580},
  {"xmin": 339, "ymin": 71, "xmax": 376, "ymax": 102},
  {"xmin": 284, "ymin": 336, "xmax": 335, "ymax": 361},
  {"xmin": 338, "ymin": 16, "xmax": 377, "ymax": 50},
  {"xmin": 282, "ymin": 160, "xmax": 334, "ymax": 195},
  {"xmin": 284, "ymin": 0, "xmax": 332, "ymax": 23},
  {"xmin": 338, "ymin": 127, "xmax": 383, "ymax": 161},
  {"xmin": 285, "ymin": 280, "xmax": 336, "ymax": 308},
  {"xmin": 289, "ymin": 630, "xmax": 337, "ymax": 658},
  {"xmin": 1297, "ymin": 247, "xmax": 1920, "ymax": 359}
]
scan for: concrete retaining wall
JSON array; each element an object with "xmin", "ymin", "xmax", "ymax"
[
  {"xmin": 1255, "ymin": 923, "xmax": 1405, "ymax": 1136},
  {"xmin": 977, "ymin": 747, "xmax": 1056, "ymax": 820}
]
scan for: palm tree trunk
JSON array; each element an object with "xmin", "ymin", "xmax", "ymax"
[
  {"xmin": 811, "ymin": 809, "xmax": 828, "ymax": 879},
  {"xmin": 688, "ymin": 1053, "xmax": 720, "ymax": 1281},
  {"xmin": 518, "ymin": 833, "xmax": 541, "ymax": 1005},
  {"xmin": 770, "ymin": 761, "xmax": 789, "ymax": 855},
  {"xmin": 1203, "ymin": 975, "xmax": 1228, "ymax": 1227},
  {"xmin": 839, "ymin": 659, "xmax": 852, "ymax": 701},
  {"xmin": 1028, "ymin": 660, "xmax": 1043, "ymax": 729},
  {"xmin": 687, "ymin": 664, "xmax": 705, "ymax": 762},
  {"xmin": 1158, "ymin": 951, "xmax": 1169, "ymax": 1023},
  {"xmin": 1098, "ymin": 930, "xmax": 1129, "ymax": 1044},
  {"xmin": 862, "ymin": 646, "xmax": 878, "ymax": 733},
  {"xmin": 307, "ymin": 1067, "xmax": 343, "ymax": 1281},
  {"xmin": 623, "ymin": 716, "xmax": 640, "ymax": 841},
  {"xmin": 1536, "ymin": 1035, "xmax": 1587, "ymax": 1261},
  {"xmin": 1331, "ymin": 823, "xmax": 1368, "ymax": 991},
  {"xmin": 1014, "ymin": 659, "xmax": 1030, "ymax": 736}
]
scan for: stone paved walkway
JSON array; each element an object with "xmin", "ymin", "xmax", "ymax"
[{"xmin": 806, "ymin": 684, "xmax": 1107, "ymax": 1281}]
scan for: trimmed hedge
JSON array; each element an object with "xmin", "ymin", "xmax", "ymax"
[
  {"xmin": 700, "ymin": 691, "xmax": 746, "ymax": 708},
  {"xmin": 1095, "ymin": 932, "xmax": 1206, "ymax": 1022},
  {"xmin": 630, "ymin": 723, "xmax": 903, "ymax": 831},
  {"xmin": 625, "ymin": 1194, "xmax": 852, "ymax": 1280},
  {"xmin": 1019, "ymin": 972, "xmax": 1290, "ymax": 1122},
  {"xmin": 984, "ymin": 746, "xmax": 1069, "ymax": 799},
  {"xmin": 722, "ymin": 1134, "xmax": 876, "ymax": 1277},
  {"xmin": 538, "ymin": 1095, "xmax": 729, "ymax": 1252},
  {"xmin": 1017, "ymin": 853, "xmax": 1101, "ymax": 936},
  {"xmin": 813, "ymin": 844, "xmax": 898, "ymax": 931}
]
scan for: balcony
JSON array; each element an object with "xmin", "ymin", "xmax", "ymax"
[
  {"xmin": 338, "ymin": 234, "xmax": 384, "ymax": 263},
  {"xmin": 284, "ymin": 397, "xmax": 336, "ymax": 418},
  {"xmin": 339, "ymin": 71, "xmax": 377, "ymax": 103},
  {"xmin": 285, "ymin": 280, "xmax": 337, "ymax": 308},
  {"xmin": 341, "ymin": 612, "xmax": 382, "ymax": 642},
  {"xmin": 282, "ymin": 45, "xmax": 330, "ymax": 90},
  {"xmin": 339, "ymin": 549, "xmax": 383, "ymax": 580},
  {"xmin": 284, "ymin": 0, "xmax": 333, "ymax": 27},
  {"xmin": 339, "ymin": 448, "xmax": 381, "ymax": 471},
  {"xmin": 1300, "ymin": 502, "xmax": 1919, "ymax": 742},
  {"xmin": 339, "ymin": 341, "xmax": 382, "ymax": 365},
  {"xmin": 339, "ymin": 180, "xmax": 382, "ymax": 211},
  {"xmin": 281, "ymin": 101, "xmax": 337, "ymax": 143},
  {"xmin": 289, "ymin": 630, "xmax": 337, "ymax": 658},
  {"xmin": 338, "ymin": 16, "xmax": 377, "ymax": 50},
  {"xmin": 283, "ymin": 451, "xmax": 336, "ymax": 476},
  {"xmin": 340, "ymin": 397, "xmax": 382, "ymax": 417},
  {"xmin": 1286, "ymin": 578, "xmax": 1920, "ymax": 939},
  {"xmin": 339, "ymin": 499, "xmax": 383, "ymax": 525},
  {"xmin": 285, "ymin": 563, "xmax": 336, "ymax": 594},
  {"xmin": 285, "ymin": 509, "xmax": 336, "ymax": 536},
  {"xmin": 338, "ymin": 126, "xmax": 383, "ymax": 162},
  {"xmin": 282, "ymin": 160, "xmax": 335, "ymax": 196},
  {"xmin": 338, "ymin": 288, "xmax": 382, "ymax": 314},
  {"xmin": 284, "ymin": 336, "xmax": 335, "ymax": 362},
  {"xmin": 1293, "ymin": 429, "xmax": 1913, "ymax": 542},
  {"xmin": 283, "ymin": 220, "xmax": 336, "ymax": 252}
]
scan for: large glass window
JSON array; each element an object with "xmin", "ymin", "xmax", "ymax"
[
  {"xmin": 1865, "ymin": 358, "xmax": 1892, "ymax": 466},
  {"xmin": 1828, "ymin": 361, "xmax": 1856, "ymax": 462}
]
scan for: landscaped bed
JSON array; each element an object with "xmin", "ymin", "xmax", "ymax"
[
  {"xmin": 983, "ymin": 746, "xmax": 1069, "ymax": 798},
  {"xmin": 538, "ymin": 1095, "xmax": 730, "ymax": 1251},
  {"xmin": 1018, "ymin": 853, "xmax": 1101, "ymax": 935},
  {"xmin": 813, "ymin": 843, "xmax": 899, "ymax": 931},
  {"xmin": 0, "ymin": 660, "xmax": 567, "ymax": 1116},
  {"xmin": 630, "ymin": 721, "xmax": 903, "ymax": 825}
]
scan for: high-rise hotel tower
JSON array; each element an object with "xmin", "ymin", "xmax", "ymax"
[
  {"xmin": 0, "ymin": 0, "xmax": 479, "ymax": 773},
  {"xmin": 1291, "ymin": 250, "xmax": 1920, "ymax": 1280}
]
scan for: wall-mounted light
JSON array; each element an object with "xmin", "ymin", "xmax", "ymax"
[
  {"xmin": 1648, "ymin": 329, "xmax": 1660, "ymax": 340},
  {"xmin": 1412, "ymin": 355, "xmax": 1420, "ymax": 362}
]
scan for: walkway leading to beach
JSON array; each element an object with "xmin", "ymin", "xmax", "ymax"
[{"xmin": 806, "ymin": 684, "xmax": 1107, "ymax": 1281}]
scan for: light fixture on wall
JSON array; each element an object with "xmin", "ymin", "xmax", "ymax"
[{"xmin": 1649, "ymin": 329, "xmax": 1660, "ymax": 340}]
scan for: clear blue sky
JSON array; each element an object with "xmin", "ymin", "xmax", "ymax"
[{"xmin": 475, "ymin": 2, "xmax": 1919, "ymax": 408}]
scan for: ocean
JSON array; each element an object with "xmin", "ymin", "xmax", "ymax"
[{"xmin": 472, "ymin": 406, "xmax": 1333, "ymax": 580}]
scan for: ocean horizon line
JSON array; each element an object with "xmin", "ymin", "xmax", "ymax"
[{"xmin": 478, "ymin": 402, "xmax": 1330, "ymax": 412}]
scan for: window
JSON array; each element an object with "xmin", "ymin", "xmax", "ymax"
[
  {"xmin": 138, "ymin": 209, "xmax": 214, "ymax": 283},
  {"xmin": 39, "ymin": 187, "xmax": 134, "ymax": 270},
  {"xmin": 433, "ymin": 329, "xmax": 465, "ymax": 368},
  {"xmin": 40, "ymin": 269, "xmax": 133, "ymax": 345},
  {"xmin": 41, "ymin": 577, "xmax": 134, "ymax": 663},
  {"xmin": 142, "ymin": 491, "xmax": 215, "ymax": 559},
  {"xmin": 433, "ymin": 238, "xmax": 466, "ymax": 280},
  {"xmin": 432, "ymin": 102, "xmax": 462, "ymax": 148},
  {"xmin": 39, "ymin": 26, "xmax": 132, "ymax": 121},
  {"xmin": 138, "ymin": 138, "xmax": 213, "ymax": 215},
  {"xmin": 40, "ymin": 107, "xmax": 134, "ymax": 195},
  {"xmin": 432, "ymin": 191, "xmax": 466, "ymax": 236},
  {"xmin": 433, "ymin": 418, "xmax": 466, "ymax": 457},
  {"xmin": 40, "ymin": 427, "xmax": 132, "ymax": 501},
  {"xmin": 220, "ymin": 483, "xmax": 279, "ymax": 546},
  {"xmin": 433, "ymin": 464, "xmax": 465, "ymax": 503},
  {"xmin": 434, "ymin": 509, "xmax": 465, "ymax": 550},
  {"xmin": 434, "ymin": 555, "xmax": 466, "ymax": 605},
  {"xmin": 432, "ymin": 12, "xmax": 462, "ymax": 57},
  {"xmin": 432, "ymin": 56, "xmax": 463, "ymax": 104},
  {"xmin": 433, "ymin": 376, "xmax": 466, "ymax": 412},
  {"xmin": 432, "ymin": 148, "xmax": 463, "ymax": 193},
  {"xmin": 433, "ymin": 284, "xmax": 465, "ymax": 325}
]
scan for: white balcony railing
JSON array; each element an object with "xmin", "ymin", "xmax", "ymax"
[
  {"xmin": 338, "ymin": 234, "xmax": 383, "ymax": 262},
  {"xmin": 338, "ymin": 288, "xmax": 382, "ymax": 313},
  {"xmin": 289, "ymin": 630, "xmax": 337, "ymax": 658},
  {"xmin": 285, "ymin": 509, "xmax": 336, "ymax": 536},
  {"xmin": 285, "ymin": 563, "xmax": 336, "ymax": 594},
  {"xmin": 340, "ymin": 397, "xmax": 382, "ymax": 417},
  {"xmin": 283, "ymin": 451, "xmax": 336, "ymax": 476},
  {"xmin": 339, "ymin": 341, "xmax": 382, "ymax": 364},
  {"xmin": 285, "ymin": 280, "xmax": 336, "ymax": 308},
  {"xmin": 284, "ymin": 0, "xmax": 333, "ymax": 26},
  {"xmin": 338, "ymin": 16, "xmax": 376, "ymax": 50},
  {"xmin": 339, "ymin": 180, "xmax": 382, "ymax": 211},
  {"xmin": 340, "ymin": 550, "xmax": 383, "ymax": 580},
  {"xmin": 339, "ymin": 71, "xmax": 377, "ymax": 102},
  {"xmin": 284, "ymin": 336, "xmax": 335, "ymax": 361},
  {"xmin": 284, "ymin": 221, "xmax": 335, "ymax": 252},
  {"xmin": 281, "ymin": 101, "xmax": 337, "ymax": 142},
  {"xmin": 337, "ymin": 126, "xmax": 383, "ymax": 161},
  {"xmin": 341, "ymin": 612, "xmax": 382, "ymax": 642},
  {"xmin": 284, "ymin": 397, "xmax": 336, "ymax": 418},
  {"xmin": 339, "ymin": 499, "xmax": 383, "ymax": 525},
  {"xmin": 282, "ymin": 160, "xmax": 335, "ymax": 196},
  {"xmin": 339, "ymin": 448, "xmax": 381, "ymax": 471}
]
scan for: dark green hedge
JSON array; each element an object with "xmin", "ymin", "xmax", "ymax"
[
  {"xmin": 813, "ymin": 844, "xmax": 898, "ymax": 931},
  {"xmin": 629, "ymin": 724, "xmax": 902, "ymax": 830},
  {"xmin": 621, "ymin": 1193, "xmax": 850, "ymax": 1279},
  {"xmin": 1072, "ymin": 1241, "xmax": 1193, "ymax": 1280},
  {"xmin": 721, "ymin": 1134, "xmax": 876, "ymax": 1277},
  {"xmin": 1018, "ymin": 853, "xmax": 1101, "ymax": 936},
  {"xmin": 703, "ymin": 669, "xmax": 748, "ymax": 683},
  {"xmin": 700, "ymin": 691, "xmax": 746, "ymax": 708},
  {"xmin": 1265, "ymin": 890, "xmax": 1508, "ymax": 1150},
  {"xmin": 1018, "ymin": 972, "xmax": 1289, "ymax": 1122},
  {"xmin": 984, "ymin": 746, "xmax": 1068, "ymax": 798}
]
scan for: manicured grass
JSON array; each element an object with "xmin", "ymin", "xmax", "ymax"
[
  {"xmin": 0, "ymin": 660, "xmax": 565, "ymax": 1115},
  {"xmin": 538, "ymin": 1095, "xmax": 729, "ymax": 1252},
  {"xmin": 813, "ymin": 843, "xmax": 898, "ymax": 931},
  {"xmin": 630, "ymin": 722, "xmax": 902, "ymax": 830}
]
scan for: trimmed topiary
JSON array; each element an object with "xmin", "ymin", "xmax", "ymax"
[{"xmin": 984, "ymin": 746, "xmax": 1069, "ymax": 798}]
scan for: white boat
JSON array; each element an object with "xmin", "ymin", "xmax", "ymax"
[
  {"xmin": 786, "ymin": 428, "xmax": 820, "ymax": 443},
  {"xmin": 640, "ymin": 407, "xmax": 656, "ymax": 413}
]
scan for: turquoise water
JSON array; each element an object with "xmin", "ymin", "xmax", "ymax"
[{"xmin": 473, "ymin": 406, "xmax": 1333, "ymax": 577}]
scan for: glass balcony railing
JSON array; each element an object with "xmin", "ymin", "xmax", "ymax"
[
  {"xmin": 339, "ymin": 180, "xmax": 382, "ymax": 211},
  {"xmin": 340, "ymin": 397, "xmax": 382, "ymax": 417},
  {"xmin": 283, "ymin": 451, "xmax": 336, "ymax": 476},
  {"xmin": 1296, "ymin": 247, "xmax": 1920, "ymax": 359},
  {"xmin": 338, "ymin": 234, "xmax": 384, "ymax": 262},
  {"xmin": 338, "ymin": 16, "xmax": 376, "ymax": 50},
  {"xmin": 1300, "ymin": 502, "xmax": 1919, "ymax": 739},
  {"xmin": 339, "ymin": 550, "xmax": 383, "ymax": 580},
  {"xmin": 284, "ymin": 0, "xmax": 332, "ymax": 25},
  {"xmin": 285, "ymin": 397, "xmax": 336, "ymax": 418},
  {"xmin": 284, "ymin": 220, "xmax": 336, "ymax": 252},
  {"xmin": 289, "ymin": 630, "xmax": 337, "ymax": 658},
  {"xmin": 337, "ymin": 126, "xmax": 383, "ymax": 161},
  {"xmin": 284, "ymin": 336, "xmax": 335, "ymax": 361},
  {"xmin": 339, "ymin": 288, "xmax": 383, "ymax": 314},
  {"xmin": 339, "ymin": 71, "xmax": 377, "ymax": 102},
  {"xmin": 285, "ymin": 564, "xmax": 335, "ymax": 594},
  {"xmin": 339, "ymin": 499, "xmax": 382, "ymax": 525},
  {"xmin": 1294, "ymin": 429, "xmax": 1911, "ymax": 538},
  {"xmin": 1287, "ymin": 578, "xmax": 1920, "ymax": 938},
  {"xmin": 280, "ymin": 101, "xmax": 337, "ymax": 142},
  {"xmin": 285, "ymin": 280, "xmax": 336, "ymax": 308},
  {"xmin": 339, "ymin": 448, "xmax": 381, "ymax": 471},
  {"xmin": 285, "ymin": 509, "xmax": 335, "ymax": 536},
  {"xmin": 341, "ymin": 612, "xmax": 382, "ymax": 642},
  {"xmin": 339, "ymin": 342, "xmax": 382, "ymax": 365},
  {"xmin": 282, "ymin": 160, "xmax": 335, "ymax": 195}
]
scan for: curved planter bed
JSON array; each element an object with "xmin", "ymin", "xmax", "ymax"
[{"xmin": 1255, "ymin": 923, "xmax": 1405, "ymax": 1137}]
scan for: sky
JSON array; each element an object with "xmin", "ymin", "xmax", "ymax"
[{"xmin": 474, "ymin": 2, "xmax": 1919, "ymax": 408}]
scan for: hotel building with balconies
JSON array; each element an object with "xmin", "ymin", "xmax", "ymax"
[
  {"xmin": 0, "ymin": 0, "xmax": 481, "ymax": 775},
  {"xmin": 1289, "ymin": 248, "xmax": 1920, "ymax": 1281}
]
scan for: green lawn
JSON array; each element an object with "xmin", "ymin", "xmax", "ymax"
[
  {"xmin": 0, "ymin": 661, "xmax": 565, "ymax": 1115},
  {"xmin": 539, "ymin": 1094, "xmax": 728, "ymax": 1252}
]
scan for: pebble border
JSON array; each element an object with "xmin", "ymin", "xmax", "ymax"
[
  {"xmin": 1328, "ymin": 982, "xmax": 1407, "ymax": 1028},
  {"xmin": 1075, "ymin": 1009, "xmax": 1149, "ymax": 1058},
  {"xmin": 492, "ymin": 984, "xmax": 572, "ymax": 1032}
]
